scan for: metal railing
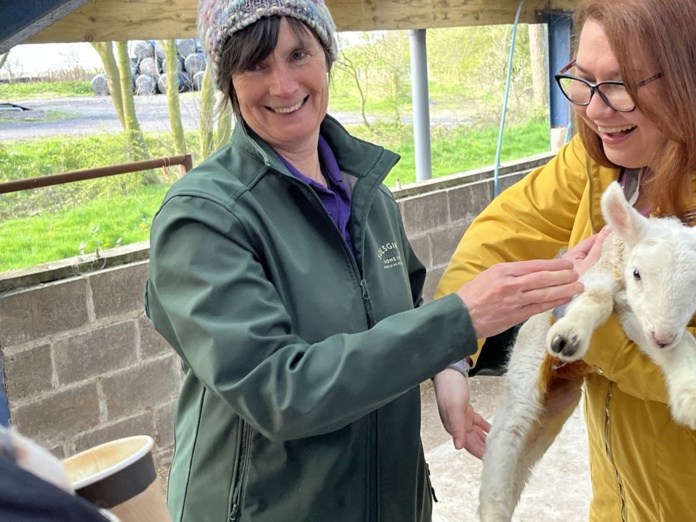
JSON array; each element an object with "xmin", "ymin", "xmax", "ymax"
[{"xmin": 0, "ymin": 153, "xmax": 193, "ymax": 194}]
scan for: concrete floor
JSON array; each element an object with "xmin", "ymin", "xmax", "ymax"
[{"xmin": 420, "ymin": 376, "xmax": 592, "ymax": 522}]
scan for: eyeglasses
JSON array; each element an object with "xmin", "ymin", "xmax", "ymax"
[{"xmin": 554, "ymin": 60, "xmax": 662, "ymax": 113}]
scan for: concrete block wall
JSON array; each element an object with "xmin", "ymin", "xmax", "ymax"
[
  {"xmin": 0, "ymin": 154, "xmax": 551, "ymax": 467},
  {"xmin": 0, "ymin": 261, "xmax": 182, "ymax": 466},
  {"xmin": 396, "ymin": 158, "xmax": 548, "ymax": 301}
]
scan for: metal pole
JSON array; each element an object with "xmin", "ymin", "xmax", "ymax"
[
  {"xmin": 546, "ymin": 11, "xmax": 573, "ymax": 150},
  {"xmin": 0, "ymin": 154, "xmax": 193, "ymax": 194},
  {"xmin": 409, "ymin": 29, "xmax": 432, "ymax": 182}
]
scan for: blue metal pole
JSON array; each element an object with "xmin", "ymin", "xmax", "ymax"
[{"xmin": 547, "ymin": 12, "xmax": 573, "ymax": 134}]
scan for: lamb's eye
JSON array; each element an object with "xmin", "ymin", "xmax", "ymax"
[{"xmin": 633, "ymin": 269, "xmax": 641, "ymax": 281}]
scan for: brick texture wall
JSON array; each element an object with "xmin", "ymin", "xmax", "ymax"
[
  {"xmin": 0, "ymin": 261, "xmax": 182, "ymax": 466},
  {"xmin": 0, "ymin": 154, "xmax": 550, "ymax": 469}
]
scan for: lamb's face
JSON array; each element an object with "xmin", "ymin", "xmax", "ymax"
[{"xmin": 624, "ymin": 230, "xmax": 696, "ymax": 350}]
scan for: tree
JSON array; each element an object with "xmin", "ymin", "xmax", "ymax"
[
  {"xmin": 90, "ymin": 42, "xmax": 125, "ymax": 128},
  {"xmin": 198, "ymin": 67, "xmax": 233, "ymax": 160},
  {"xmin": 528, "ymin": 24, "xmax": 549, "ymax": 109},
  {"xmin": 90, "ymin": 42, "xmax": 151, "ymax": 162},
  {"xmin": 115, "ymin": 41, "xmax": 149, "ymax": 161},
  {"xmin": 160, "ymin": 39, "xmax": 187, "ymax": 158},
  {"xmin": 198, "ymin": 67, "xmax": 216, "ymax": 159},
  {"xmin": 334, "ymin": 42, "xmax": 371, "ymax": 129}
]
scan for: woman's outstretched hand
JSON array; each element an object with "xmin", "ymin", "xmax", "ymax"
[{"xmin": 456, "ymin": 258, "xmax": 583, "ymax": 340}]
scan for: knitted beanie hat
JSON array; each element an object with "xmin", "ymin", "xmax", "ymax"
[{"xmin": 198, "ymin": 0, "xmax": 338, "ymax": 87}]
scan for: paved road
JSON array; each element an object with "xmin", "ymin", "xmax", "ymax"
[
  {"xmin": 0, "ymin": 94, "xmax": 471, "ymax": 141},
  {"xmin": 1, "ymin": 94, "xmax": 256, "ymax": 140}
]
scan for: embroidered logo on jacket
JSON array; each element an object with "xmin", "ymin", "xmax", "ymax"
[{"xmin": 377, "ymin": 242, "xmax": 403, "ymax": 269}]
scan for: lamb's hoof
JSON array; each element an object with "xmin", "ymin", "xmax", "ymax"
[
  {"xmin": 547, "ymin": 321, "xmax": 590, "ymax": 361},
  {"xmin": 549, "ymin": 334, "xmax": 580, "ymax": 358}
]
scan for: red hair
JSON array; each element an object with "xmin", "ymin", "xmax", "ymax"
[{"xmin": 573, "ymin": 0, "xmax": 696, "ymax": 223}]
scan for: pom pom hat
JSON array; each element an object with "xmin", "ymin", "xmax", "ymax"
[{"xmin": 198, "ymin": 0, "xmax": 338, "ymax": 87}]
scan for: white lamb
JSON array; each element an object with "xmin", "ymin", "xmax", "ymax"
[{"xmin": 478, "ymin": 181, "xmax": 696, "ymax": 522}]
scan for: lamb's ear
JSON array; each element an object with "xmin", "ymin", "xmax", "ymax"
[{"xmin": 601, "ymin": 181, "xmax": 647, "ymax": 248}]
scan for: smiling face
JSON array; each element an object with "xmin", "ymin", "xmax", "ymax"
[
  {"xmin": 573, "ymin": 20, "xmax": 666, "ymax": 168},
  {"xmin": 231, "ymin": 17, "xmax": 329, "ymax": 156}
]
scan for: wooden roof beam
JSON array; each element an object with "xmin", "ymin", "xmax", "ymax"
[{"xmin": 24, "ymin": 0, "xmax": 580, "ymax": 45}]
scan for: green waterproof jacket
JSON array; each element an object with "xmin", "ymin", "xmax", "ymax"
[{"xmin": 146, "ymin": 116, "xmax": 476, "ymax": 522}]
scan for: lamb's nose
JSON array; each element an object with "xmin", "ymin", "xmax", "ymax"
[{"xmin": 650, "ymin": 331, "xmax": 677, "ymax": 348}]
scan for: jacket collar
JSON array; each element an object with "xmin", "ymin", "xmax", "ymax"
[{"xmin": 229, "ymin": 114, "xmax": 400, "ymax": 185}]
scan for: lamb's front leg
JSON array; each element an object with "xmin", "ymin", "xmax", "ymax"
[
  {"xmin": 547, "ymin": 270, "xmax": 616, "ymax": 361},
  {"xmin": 640, "ymin": 331, "xmax": 696, "ymax": 429}
]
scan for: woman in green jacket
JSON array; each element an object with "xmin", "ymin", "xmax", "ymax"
[
  {"xmin": 146, "ymin": 0, "xmax": 599, "ymax": 520},
  {"xmin": 436, "ymin": 0, "xmax": 696, "ymax": 519}
]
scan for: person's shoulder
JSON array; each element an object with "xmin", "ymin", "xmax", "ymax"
[
  {"xmin": 0, "ymin": 458, "xmax": 108, "ymax": 522},
  {"xmin": 165, "ymin": 142, "xmax": 262, "ymax": 202}
]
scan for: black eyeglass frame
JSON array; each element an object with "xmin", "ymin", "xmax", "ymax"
[{"xmin": 553, "ymin": 59, "xmax": 663, "ymax": 113}]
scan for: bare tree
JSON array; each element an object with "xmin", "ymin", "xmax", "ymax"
[
  {"xmin": 334, "ymin": 48, "xmax": 371, "ymax": 129},
  {"xmin": 160, "ymin": 39, "xmax": 187, "ymax": 158},
  {"xmin": 528, "ymin": 24, "xmax": 548, "ymax": 109},
  {"xmin": 197, "ymin": 67, "xmax": 234, "ymax": 160},
  {"xmin": 198, "ymin": 67, "xmax": 216, "ymax": 160},
  {"xmin": 115, "ymin": 41, "xmax": 149, "ymax": 161},
  {"xmin": 90, "ymin": 42, "xmax": 125, "ymax": 128}
]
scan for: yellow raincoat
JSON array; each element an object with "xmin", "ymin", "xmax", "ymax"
[{"xmin": 436, "ymin": 135, "xmax": 696, "ymax": 521}]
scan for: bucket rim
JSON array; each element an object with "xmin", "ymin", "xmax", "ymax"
[{"xmin": 62, "ymin": 435, "xmax": 154, "ymax": 490}]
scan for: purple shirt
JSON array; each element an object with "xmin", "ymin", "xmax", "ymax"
[{"xmin": 277, "ymin": 136, "xmax": 354, "ymax": 254}]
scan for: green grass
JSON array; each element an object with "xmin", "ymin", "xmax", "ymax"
[
  {"xmin": 0, "ymin": 119, "xmax": 550, "ymax": 271},
  {"xmin": 351, "ymin": 118, "xmax": 550, "ymax": 187},
  {"xmin": 0, "ymin": 185, "xmax": 167, "ymax": 272},
  {"xmin": 0, "ymin": 80, "xmax": 93, "ymax": 100}
]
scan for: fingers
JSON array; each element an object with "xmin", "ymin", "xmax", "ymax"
[
  {"xmin": 457, "ymin": 410, "xmax": 491, "ymax": 459},
  {"xmin": 565, "ymin": 232, "xmax": 599, "ymax": 260},
  {"xmin": 580, "ymin": 226, "xmax": 611, "ymax": 270},
  {"xmin": 457, "ymin": 258, "xmax": 585, "ymax": 339},
  {"xmin": 473, "ymin": 412, "xmax": 491, "ymax": 432},
  {"xmin": 503, "ymin": 258, "xmax": 574, "ymax": 277},
  {"xmin": 463, "ymin": 420, "xmax": 489, "ymax": 459},
  {"xmin": 515, "ymin": 269, "xmax": 582, "ymax": 296},
  {"xmin": 563, "ymin": 227, "xmax": 611, "ymax": 277}
]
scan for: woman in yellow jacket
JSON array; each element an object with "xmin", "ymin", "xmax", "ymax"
[{"xmin": 434, "ymin": 0, "xmax": 696, "ymax": 520}]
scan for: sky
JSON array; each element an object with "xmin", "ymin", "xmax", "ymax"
[
  {"xmin": 3, "ymin": 43, "xmax": 104, "ymax": 75},
  {"xmin": 2, "ymin": 33, "xmax": 369, "ymax": 77}
]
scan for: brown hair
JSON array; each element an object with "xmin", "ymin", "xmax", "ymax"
[
  {"xmin": 573, "ymin": 0, "xmax": 696, "ymax": 223},
  {"xmin": 217, "ymin": 16, "xmax": 334, "ymax": 122}
]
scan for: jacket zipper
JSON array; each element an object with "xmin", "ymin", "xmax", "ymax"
[
  {"xmin": 279, "ymin": 167, "xmax": 383, "ymax": 520},
  {"xmin": 360, "ymin": 279, "xmax": 375, "ymax": 327},
  {"xmin": 604, "ymin": 382, "xmax": 627, "ymax": 522},
  {"xmin": 229, "ymin": 421, "xmax": 252, "ymax": 522},
  {"xmin": 282, "ymin": 172, "xmax": 377, "ymax": 328}
]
